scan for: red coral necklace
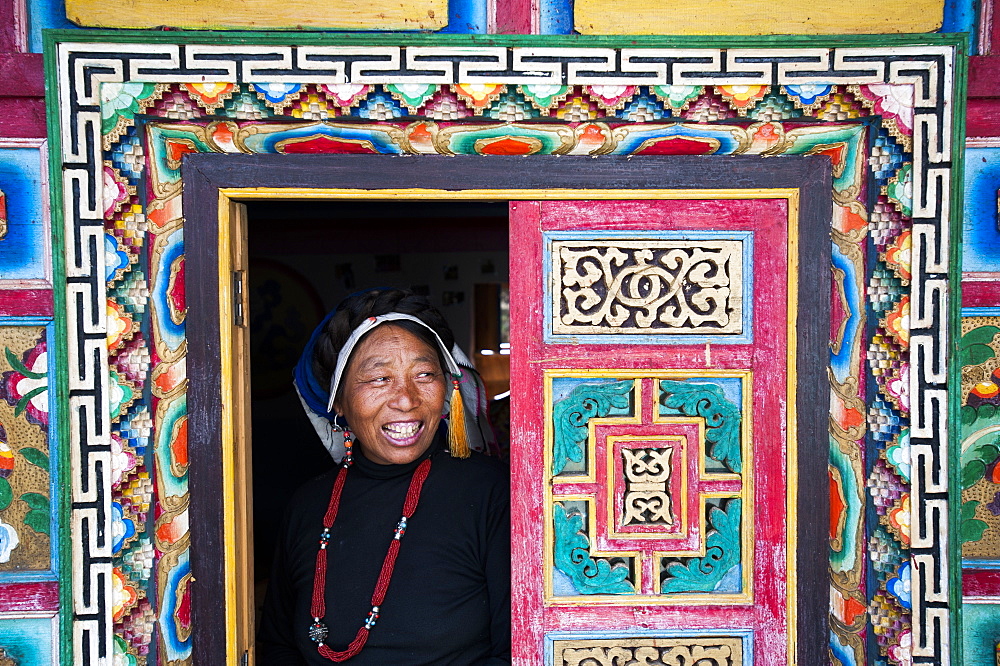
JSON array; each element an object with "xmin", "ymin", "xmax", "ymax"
[{"xmin": 308, "ymin": 434, "xmax": 432, "ymax": 662}]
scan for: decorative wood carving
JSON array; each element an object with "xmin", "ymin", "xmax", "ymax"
[
  {"xmin": 552, "ymin": 239, "xmax": 743, "ymax": 336},
  {"xmin": 621, "ymin": 448, "xmax": 674, "ymax": 527},
  {"xmin": 551, "ymin": 636, "xmax": 744, "ymax": 666}
]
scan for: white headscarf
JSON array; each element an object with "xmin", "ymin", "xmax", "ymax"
[{"xmin": 295, "ymin": 312, "xmax": 496, "ymax": 463}]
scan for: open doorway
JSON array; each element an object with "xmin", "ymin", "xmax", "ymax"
[{"xmin": 243, "ymin": 199, "xmax": 511, "ymax": 620}]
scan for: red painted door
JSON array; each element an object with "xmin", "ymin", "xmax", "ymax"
[{"xmin": 509, "ymin": 196, "xmax": 813, "ymax": 666}]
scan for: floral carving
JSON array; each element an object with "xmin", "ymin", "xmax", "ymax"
[
  {"xmin": 784, "ymin": 84, "xmax": 835, "ymax": 108},
  {"xmin": 553, "ymin": 503, "xmax": 635, "ymax": 595},
  {"xmin": 112, "ymin": 501, "xmax": 137, "ymax": 555},
  {"xmin": 553, "ymin": 240, "xmax": 743, "ymax": 336},
  {"xmin": 885, "ymin": 162, "xmax": 912, "ymax": 217},
  {"xmin": 660, "ymin": 380, "xmax": 741, "ymax": 473},
  {"xmin": 650, "ymin": 85, "xmax": 704, "ymax": 111},
  {"xmin": 661, "ymin": 499, "xmax": 742, "ymax": 594},
  {"xmin": 250, "ymin": 83, "xmax": 303, "ymax": 110},
  {"xmin": 1, "ymin": 339, "xmax": 48, "ymax": 428},
  {"xmin": 552, "ymin": 380, "xmax": 633, "ymax": 475},
  {"xmin": 886, "ymin": 494, "xmax": 912, "ymax": 546},
  {"xmin": 886, "ymin": 561, "xmax": 912, "ymax": 610},
  {"xmin": 112, "ymin": 566, "xmax": 139, "ymax": 622}
]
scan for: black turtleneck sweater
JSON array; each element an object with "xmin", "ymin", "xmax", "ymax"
[{"xmin": 256, "ymin": 435, "xmax": 511, "ymax": 665}]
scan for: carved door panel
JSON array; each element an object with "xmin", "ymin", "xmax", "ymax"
[{"xmin": 509, "ymin": 195, "xmax": 828, "ymax": 666}]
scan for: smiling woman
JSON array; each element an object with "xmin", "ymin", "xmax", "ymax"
[
  {"xmin": 256, "ymin": 288, "xmax": 510, "ymax": 664},
  {"xmin": 332, "ymin": 325, "xmax": 448, "ymax": 466}
]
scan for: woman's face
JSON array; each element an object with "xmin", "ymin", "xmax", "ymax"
[{"xmin": 334, "ymin": 324, "xmax": 447, "ymax": 465}]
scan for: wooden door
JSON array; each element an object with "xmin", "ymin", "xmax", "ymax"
[{"xmin": 509, "ymin": 195, "xmax": 829, "ymax": 665}]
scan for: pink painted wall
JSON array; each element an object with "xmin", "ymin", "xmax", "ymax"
[{"xmin": 0, "ymin": 0, "xmax": 44, "ymax": 138}]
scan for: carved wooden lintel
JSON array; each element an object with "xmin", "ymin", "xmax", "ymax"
[{"xmin": 552, "ymin": 636, "xmax": 744, "ymax": 666}]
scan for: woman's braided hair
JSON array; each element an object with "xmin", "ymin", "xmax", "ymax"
[{"xmin": 312, "ymin": 288, "xmax": 456, "ymax": 402}]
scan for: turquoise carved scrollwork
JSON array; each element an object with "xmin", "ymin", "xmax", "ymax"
[
  {"xmin": 659, "ymin": 380, "xmax": 742, "ymax": 473},
  {"xmin": 553, "ymin": 503, "xmax": 635, "ymax": 595},
  {"xmin": 552, "ymin": 380, "xmax": 633, "ymax": 475},
  {"xmin": 661, "ymin": 499, "xmax": 742, "ymax": 593}
]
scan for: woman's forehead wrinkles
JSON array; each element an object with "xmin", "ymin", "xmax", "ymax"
[
  {"xmin": 411, "ymin": 354, "xmax": 439, "ymax": 366},
  {"xmin": 354, "ymin": 353, "xmax": 439, "ymax": 372}
]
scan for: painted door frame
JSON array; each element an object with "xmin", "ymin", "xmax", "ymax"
[{"xmin": 45, "ymin": 32, "xmax": 965, "ymax": 666}]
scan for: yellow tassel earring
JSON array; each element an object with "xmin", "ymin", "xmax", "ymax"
[{"xmin": 447, "ymin": 376, "xmax": 470, "ymax": 458}]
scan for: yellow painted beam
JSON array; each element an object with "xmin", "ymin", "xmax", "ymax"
[
  {"xmin": 66, "ymin": 0, "xmax": 447, "ymax": 31},
  {"xmin": 574, "ymin": 0, "xmax": 943, "ymax": 35}
]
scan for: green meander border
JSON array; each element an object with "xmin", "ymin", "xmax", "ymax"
[
  {"xmin": 950, "ymin": 36, "xmax": 969, "ymax": 666},
  {"xmin": 41, "ymin": 29, "xmax": 967, "ymax": 665},
  {"xmin": 43, "ymin": 31, "xmax": 71, "ymax": 666}
]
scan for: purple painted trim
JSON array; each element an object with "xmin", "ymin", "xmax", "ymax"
[
  {"xmin": 0, "ymin": 289, "xmax": 53, "ymax": 316},
  {"xmin": 963, "ymin": 275, "xmax": 1000, "ymax": 307},
  {"xmin": 0, "ymin": 581, "xmax": 58, "ymax": 611}
]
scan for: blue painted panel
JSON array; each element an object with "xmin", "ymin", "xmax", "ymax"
[
  {"xmin": 0, "ymin": 145, "xmax": 47, "ymax": 284},
  {"xmin": 963, "ymin": 147, "xmax": 1000, "ymax": 273},
  {"xmin": 540, "ymin": 0, "xmax": 574, "ymax": 34},
  {"xmin": 440, "ymin": 0, "xmax": 486, "ymax": 33},
  {"xmin": 658, "ymin": 376, "xmax": 743, "ymax": 416},
  {"xmin": 941, "ymin": 0, "xmax": 979, "ymax": 54},
  {"xmin": 551, "ymin": 377, "xmax": 635, "ymax": 410},
  {"xmin": 27, "ymin": 0, "xmax": 976, "ymax": 46},
  {"xmin": 831, "ymin": 241, "xmax": 863, "ymax": 386},
  {"xmin": 964, "ymin": 307, "xmax": 1000, "ymax": 317},
  {"xmin": 0, "ymin": 616, "xmax": 56, "ymax": 664},
  {"xmin": 27, "ymin": 0, "xmax": 81, "ymax": 54},
  {"xmin": 964, "ymin": 601, "xmax": 1000, "ymax": 664}
]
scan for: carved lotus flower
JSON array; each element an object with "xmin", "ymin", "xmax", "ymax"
[{"xmin": 1, "ymin": 336, "xmax": 48, "ymax": 428}]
